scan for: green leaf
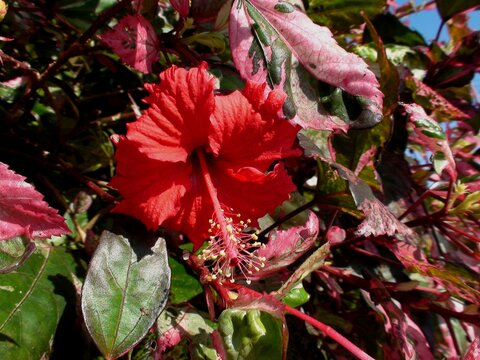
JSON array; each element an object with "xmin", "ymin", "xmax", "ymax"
[
  {"xmin": 57, "ymin": 0, "xmax": 116, "ymax": 30},
  {"xmin": 363, "ymin": 15, "xmax": 399, "ymax": 116},
  {"xmin": 218, "ymin": 309, "xmax": 284, "ymax": 360},
  {"xmin": 308, "ymin": 0, "xmax": 386, "ymax": 32},
  {"xmin": 0, "ymin": 236, "xmax": 36, "ymax": 274},
  {"xmin": 183, "ymin": 32, "xmax": 226, "ymax": 54},
  {"xmin": 0, "ymin": 246, "xmax": 78, "ymax": 359},
  {"xmin": 436, "ymin": 0, "xmax": 480, "ymax": 20},
  {"xmin": 81, "ymin": 231, "xmax": 171, "ymax": 359},
  {"xmin": 281, "ymin": 283, "xmax": 310, "ymax": 308},
  {"xmin": 169, "ymin": 257, "xmax": 203, "ymax": 304},
  {"xmin": 364, "ymin": 13, "xmax": 425, "ymax": 46}
]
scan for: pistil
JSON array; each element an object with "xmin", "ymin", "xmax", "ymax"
[{"xmin": 195, "ymin": 148, "xmax": 265, "ymax": 284}]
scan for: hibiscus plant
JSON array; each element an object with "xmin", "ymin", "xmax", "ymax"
[{"xmin": 0, "ymin": 0, "xmax": 479, "ymax": 359}]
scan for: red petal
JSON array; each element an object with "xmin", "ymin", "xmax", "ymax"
[
  {"xmin": 209, "ymin": 82, "xmax": 301, "ymax": 172},
  {"xmin": 0, "ymin": 162, "xmax": 69, "ymax": 240},
  {"xmin": 212, "ymin": 163, "xmax": 296, "ymax": 226},
  {"xmin": 163, "ymin": 166, "xmax": 213, "ymax": 249},
  {"xmin": 127, "ymin": 63, "xmax": 215, "ymax": 163},
  {"xmin": 110, "ymin": 140, "xmax": 192, "ymax": 229}
]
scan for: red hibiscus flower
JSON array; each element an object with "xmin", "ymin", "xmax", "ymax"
[{"xmin": 110, "ymin": 63, "xmax": 300, "ymax": 279}]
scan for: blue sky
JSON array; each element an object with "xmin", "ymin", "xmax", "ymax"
[{"xmin": 396, "ymin": 0, "xmax": 480, "ymax": 94}]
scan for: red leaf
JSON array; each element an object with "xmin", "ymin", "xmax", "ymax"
[
  {"xmin": 363, "ymin": 287, "xmax": 434, "ymax": 360},
  {"xmin": 384, "ymin": 240, "xmax": 480, "ymax": 303},
  {"xmin": 403, "ymin": 103, "xmax": 457, "ymax": 180},
  {"xmin": 326, "ymin": 226, "xmax": 346, "ymax": 245},
  {"xmin": 0, "ymin": 162, "xmax": 69, "ymax": 240},
  {"xmin": 228, "ymin": 287, "xmax": 287, "ymax": 324},
  {"xmin": 229, "ymin": 0, "xmax": 383, "ymax": 130},
  {"xmin": 170, "ymin": 0, "xmax": 190, "ymax": 17},
  {"xmin": 252, "ymin": 211, "xmax": 319, "ymax": 279},
  {"xmin": 332, "ymin": 162, "xmax": 412, "ymax": 238},
  {"xmin": 100, "ymin": 14, "xmax": 159, "ymax": 73}
]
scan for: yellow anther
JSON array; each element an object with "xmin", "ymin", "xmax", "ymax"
[
  {"xmin": 251, "ymin": 234, "xmax": 258, "ymax": 240},
  {"xmin": 219, "ymin": 250, "xmax": 226, "ymax": 257},
  {"xmin": 246, "ymin": 279, "xmax": 252, "ymax": 284},
  {"xmin": 226, "ymin": 224, "xmax": 233, "ymax": 233}
]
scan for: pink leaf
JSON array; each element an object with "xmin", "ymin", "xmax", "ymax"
[
  {"xmin": 0, "ymin": 162, "xmax": 69, "ymax": 240},
  {"xmin": 229, "ymin": 0, "xmax": 383, "ymax": 130},
  {"xmin": 403, "ymin": 103, "xmax": 457, "ymax": 180},
  {"xmin": 356, "ymin": 197, "xmax": 413, "ymax": 238},
  {"xmin": 100, "ymin": 14, "xmax": 159, "ymax": 73},
  {"xmin": 405, "ymin": 74, "xmax": 470, "ymax": 122},
  {"xmin": 463, "ymin": 337, "xmax": 480, "ymax": 360},
  {"xmin": 157, "ymin": 307, "xmax": 217, "ymax": 354},
  {"xmin": 157, "ymin": 327, "xmax": 182, "ymax": 353},
  {"xmin": 252, "ymin": 211, "xmax": 319, "ymax": 279}
]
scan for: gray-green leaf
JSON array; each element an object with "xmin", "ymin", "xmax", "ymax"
[{"xmin": 81, "ymin": 231, "xmax": 171, "ymax": 359}]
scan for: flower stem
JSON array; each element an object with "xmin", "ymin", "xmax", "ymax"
[{"xmin": 285, "ymin": 305, "xmax": 374, "ymax": 360}]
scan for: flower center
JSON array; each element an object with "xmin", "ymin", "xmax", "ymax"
[{"xmin": 195, "ymin": 148, "xmax": 266, "ymax": 284}]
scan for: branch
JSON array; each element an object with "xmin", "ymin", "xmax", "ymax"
[
  {"xmin": 8, "ymin": 0, "xmax": 131, "ymax": 119},
  {"xmin": 285, "ymin": 305, "xmax": 374, "ymax": 360}
]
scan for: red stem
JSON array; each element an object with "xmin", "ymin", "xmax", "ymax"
[
  {"xmin": 285, "ymin": 305, "xmax": 374, "ymax": 360},
  {"xmin": 399, "ymin": 189, "xmax": 433, "ymax": 220},
  {"xmin": 349, "ymin": 246, "xmax": 402, "ymax": 266},
  {"xmin": 440, "ymin": 221, "xmax": 480, "ymax": 243}
]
